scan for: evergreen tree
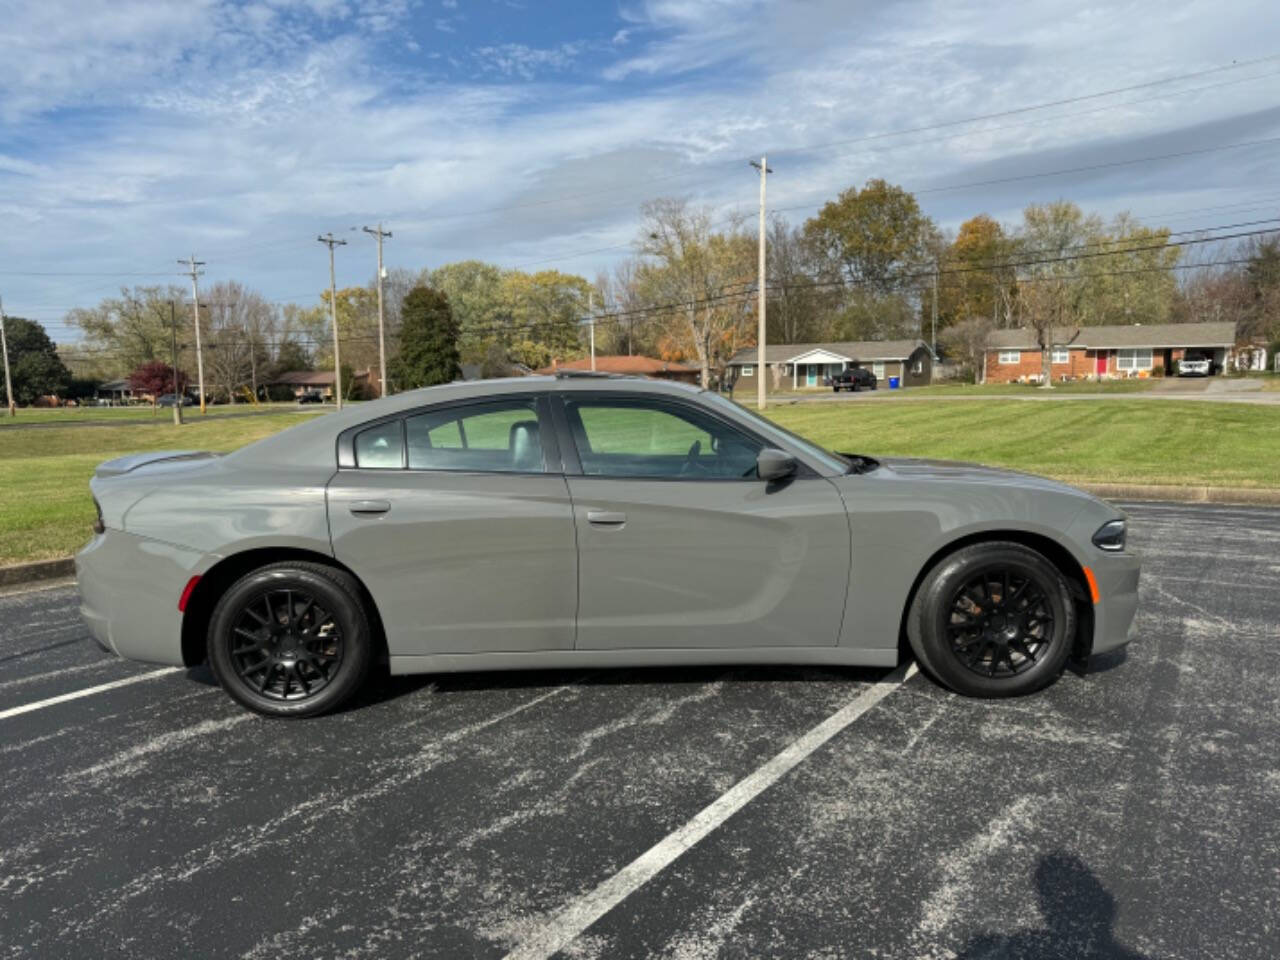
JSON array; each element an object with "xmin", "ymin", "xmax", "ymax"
[
  {"xmin": 392, "ymin": 286, "xmax": 460, "ymax": 388},
  {"xmin": 4, "ymin": 317, "xmax": 72, "ymax": 405}
]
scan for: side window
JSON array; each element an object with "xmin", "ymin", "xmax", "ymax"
[
  {"xmin": 566, "ymin": 399, "xmax": 762, "ymax": 479},
  {"xmin": 405, "ymin": 400, "xmax": 545, "ymax": 473},
  {"xmin": 354, "ymin": 420, "xmax": 404, "ymax": 469}
]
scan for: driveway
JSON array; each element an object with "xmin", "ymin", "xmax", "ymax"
[{"xmin": 1, "ymin": 502, "xmax": 1277, "ymax": 959}]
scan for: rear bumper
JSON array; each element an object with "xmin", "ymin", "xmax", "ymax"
[{"xmin": 76, "ymin": 529, "xmax": 210, "ymax": 666}]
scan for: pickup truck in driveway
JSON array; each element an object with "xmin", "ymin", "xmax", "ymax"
[{"xmin": 831, "ymin": 366, "xmax": 878, "ymax": 391}]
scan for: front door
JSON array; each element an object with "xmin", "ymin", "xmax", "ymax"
[
  {"xmin": 1096, "ymin": 351, "xmax": 1108, "ymax": 376},
  {"xmin": 806, "ymin": 365, "xmax": 818, "ymax": 387},
  {"xmin": 327, "ymin": 396, "xmax": 577, "ymax": 656},
  {"xmin": 556, "ymin": 394, "xmax": 850, "ymax": 650}
]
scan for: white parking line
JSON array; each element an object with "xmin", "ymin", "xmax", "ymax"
[
  {"xmin": 0, "ymin": 668, "xmax": 182, "ymax": 721},
  {"xmin": 503, "ymin": 662, "xmax": 917, "ymax": 960}
]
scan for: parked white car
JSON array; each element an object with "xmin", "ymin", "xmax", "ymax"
[{"xmin": 1178, "ymin": 356, "xmax": 1211, "ymax": 377}]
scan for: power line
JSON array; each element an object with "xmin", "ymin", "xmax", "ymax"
[{"xmin": 763, "ymin": 54, "xmax": 1280, "ymax": 158}]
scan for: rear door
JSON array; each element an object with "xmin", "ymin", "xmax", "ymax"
[
  {"xmin": 327, "ymin": 395, "xmax": 577, "ymax": 657},
  {"xmin": 554, "ymin": 393, "xmax": 850, "ymax": 651}
]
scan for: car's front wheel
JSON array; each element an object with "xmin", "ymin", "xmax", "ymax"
[
  {"xmin": 907, "ymin": 542, "xmax": 1075, "ymax": 697},
  {"xmin": 207, "ymin": 562, "xmax": 373, "ymax": 717}
]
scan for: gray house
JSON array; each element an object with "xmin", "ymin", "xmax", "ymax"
[{"xmin": 726, "ymin": 339, "xmax": 933, "ymax": 392}]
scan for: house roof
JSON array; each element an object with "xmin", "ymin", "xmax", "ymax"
[
  {"xmin": 539, "ymin": 355, "xmax": 699, "ymax": 375},
  {"xmin": 269, "ymin": 370, "xmax": 369, "ymax": 386},
  {"xmin": 986, "ymin": 321, "xmax": 1238, "ymax": 351},
  {"xmin": 727, "ymin": 339, "xmax": 929, "ymax": 364}
]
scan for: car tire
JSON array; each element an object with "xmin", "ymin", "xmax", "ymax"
[
  {"xmin": 907, "ymin": 542, "xmax": 1075, "ymax": 698},
  {"xmin": 207, "ymin": 562, "xmax": 374, "ymax": 718}
]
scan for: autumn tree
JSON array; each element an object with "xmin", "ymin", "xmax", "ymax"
[
  {"xmin": 636, "ymin": 198, "xmax": 753, "ymax": 387},
  {"xmin": 67, "ymin": 285, "xmax": 191, "ymax": 374},
  {"xmin": 803, "ymin": 178, "xmax": 940, "ymax": 316},
  {"xmin": 392, "ymin": 286, "xmax": 460, "ymax": 388},
  {"xmin": 204, "ymin": 281, "xmax": 275, "ymax": 402},
  {"xmin": 128, "ymin": 360, "xmax": 189, "ymax": 412}
]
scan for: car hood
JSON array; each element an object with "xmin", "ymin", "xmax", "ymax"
[{"xmin": 874, "ymin": 456, "xmax": 1087, "ymax": 496}]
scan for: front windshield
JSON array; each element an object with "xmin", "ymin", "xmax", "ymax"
[{"xmin": 701, "ymin": 391, "xmax": 851, "ymax": 474}]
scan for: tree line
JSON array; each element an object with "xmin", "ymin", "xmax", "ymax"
[{"xmin": 22, "ymin": 178, "xmax": 1280, "ymax": 403}]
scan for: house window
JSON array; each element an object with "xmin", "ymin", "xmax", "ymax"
[
  {"xmin": 998, "ymin": 350, "xmax": 1021, "ymax": 364},
  {"xmin": 872, "ymin": 362, "xmax": 886, "ymax": 379},
  {"xmin": 1051, "ymin": 348, "xmax": 1070, "ymax": 364},
  {"xmin": 1116, "ymin": 348, "xmax": 1153, "ymax": 371},
  {"xmin": 741, "ymin": 365, "xmax": 754, "ymax": 377},
  {"xmin": 912, "ymin": 360, "xmax": 923, "ymax": 374}
]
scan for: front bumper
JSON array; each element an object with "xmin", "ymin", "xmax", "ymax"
[
  {"xmin": 76, "ymin": 529, "xmax": 210, "ymax": 666},
  {"xmin": 1088, "ymin": 549, "xmax": 1141, "ymax": 655}
]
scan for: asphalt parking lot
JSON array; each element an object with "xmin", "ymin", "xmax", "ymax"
[{"xmin": 2, "ymin": 502, "xmax": 1278, "ymax": 959}]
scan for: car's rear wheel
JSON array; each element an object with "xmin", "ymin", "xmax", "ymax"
[
  {"xmin": 907, "ymin": 542, "xmax": 1074, "ymax": 697},
  {"xmin": 207, "ymin": 562, "xmax": 373, "ymax": 717}
]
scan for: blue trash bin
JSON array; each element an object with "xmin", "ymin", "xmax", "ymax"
[{"xmin": 888, "ymin": 376, "xmax": 900, "ymax": 389}]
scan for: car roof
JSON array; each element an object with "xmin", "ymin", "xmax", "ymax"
[{"xmin": 227, "ymin": 375, "xmax": 710, "ymax": 469}]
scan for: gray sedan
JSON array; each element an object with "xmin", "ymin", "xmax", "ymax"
[{"xmin": 76, "ymin": 374, "xmax": 1139, "ymax": 717}]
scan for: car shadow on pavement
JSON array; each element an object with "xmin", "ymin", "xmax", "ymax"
[{"xmin": 954, "ymin": 852, "xmax": 1156, "ymax": 959}]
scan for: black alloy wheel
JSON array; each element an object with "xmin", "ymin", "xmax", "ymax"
[
  {"xmin": 944, "ymin": 568, "xmax": 1053, "ymax": 678},
  {"xmin": 907, "ymin": 542, "xmax": 1075, "ymax": 698},
  {"xmin": 229, "ymin": 589, "xmax": 344, "ymax": 701},
  {"xmin": 208, "ymin": 562, "xmax": 373, "ymax": 717}
]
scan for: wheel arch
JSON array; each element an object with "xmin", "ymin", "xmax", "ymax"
[
  {"xmin": 180, "ymin": 547, "xmax": 389, "ymax": 668},
  {"xmin": 896, "ymin": 529, "xmax": 1094, "ymax": 662}
]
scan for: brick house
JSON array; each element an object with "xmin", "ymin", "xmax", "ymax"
[
  {"xmin": 981, "ymin": 321, "xmax": 1244, "ymax": 383},
  {"xmin": 268, "ymin": 369, "xmax": 372, "ymax": 399},
  {"xmin": 725, "ymin": 339, "xmax": 934, "ymax": 393}
]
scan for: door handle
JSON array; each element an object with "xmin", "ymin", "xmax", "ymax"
[
  {"xmin": 349, "ymin": 499, "xmax": 391, "ymax": 516},
  {"xmin": 586, "ymin": 510, "xmax": 626, "ymax": 526}
]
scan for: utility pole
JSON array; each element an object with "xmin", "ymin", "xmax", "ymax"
[
  {"xmin": 318, "ymin": 233, "xmax": 347, "ymax": 409},
  {"xmin": 587, "ymin": 290, "xmax": 596, "ymax": 371},
  {"xmin": 750, "ymin": 156, "xmax": 772, "ymax": 410},
  {"xmin": 361, "ymin": 223, "xmax": 392, "ymax": 397},
  {"xmin": 177, "ymin": 255, "xmax": 207, "ymax": 414},
  {"xmin": 168, "ymin": 301, "xmax": 183, "ymax": 425},
  {"xmin": 0, "ymin": 297, "xmax": 14, "ymax": 417},
  {"xmin": 931, "ymin": 264, "xmax": 939, "ymax": 360}
]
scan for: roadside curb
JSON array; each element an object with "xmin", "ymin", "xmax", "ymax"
[
  {"xmin": 1079, "ymin": 483, "xmax": 1280, "ymax": 506},
  {"xmin": 0, "ymin": 558, "xmax": 76, "ymax": 588}
]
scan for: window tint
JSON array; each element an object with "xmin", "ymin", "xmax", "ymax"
[
  {"xmin": 566, "ymin": 399, "xmax": 761, "ymax": 479},
  {"xmin": 354, "ymin": 420, "xmax": 404, "ymax": 469},
  {"xmin": 405, "ymin": 400, "xmax": 545, "ymax": 473}
]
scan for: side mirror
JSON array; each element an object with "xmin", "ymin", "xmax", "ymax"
[{"xmin": 756, "ymin": 447, "xmax": 797, "ymax": 482}]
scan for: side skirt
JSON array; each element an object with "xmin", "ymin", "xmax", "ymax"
[{"xmin": 388, "ymin": 645, "xmax": 901, "ymax": 676}]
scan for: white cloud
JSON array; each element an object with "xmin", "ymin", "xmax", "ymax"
[
  {"xmin": 0, "ymin": 0, "xmax": 1278, "ymax": 327},
  {"xmin": 472, "ymin": 42, "xmax": 584, "ymax": 79}
]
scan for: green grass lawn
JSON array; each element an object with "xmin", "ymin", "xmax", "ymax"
[
  {"xmin": 765, "ymin": 399, "xmax": 1280, "ymax": 488},
  {"xmin": 0, "ymin": 401, "xmax": 310, "ymax": 427},
  {"xmin": 882, "ymin": 379, "xmax": 1158, "ymax": 397},
  {"xmin": 0, "ymin": 413, "xmax": 324, "ymax": 566},
  {"xmin": 2, "ymin": 397, "xmax": 1278, "ymax": 567}
]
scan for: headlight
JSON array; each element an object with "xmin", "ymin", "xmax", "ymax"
[{"xmin": 1092, "ymin": 519, "xmax": 1126, "ymax": 552}]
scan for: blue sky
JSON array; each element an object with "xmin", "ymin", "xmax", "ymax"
[{"xmin": 1, "ymin": 0, "xmax": 1278, "ymax": 341}]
